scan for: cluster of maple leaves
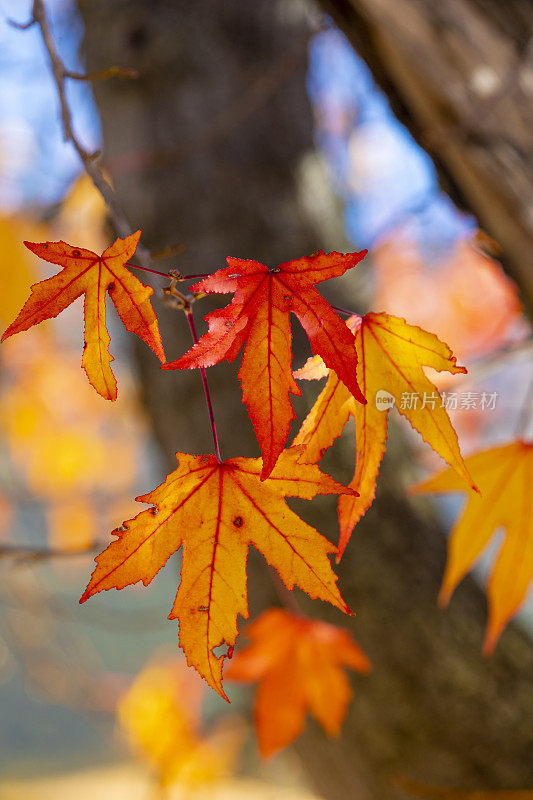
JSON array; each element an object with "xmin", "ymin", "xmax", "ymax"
[{"xmin": 3, "ymin": 230, "xmax": 531, "ymax": 755}]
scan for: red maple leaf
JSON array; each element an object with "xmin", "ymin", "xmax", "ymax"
[{"xmin": 163, "ymin": 250, "xmax": 367, "ymax": 478}]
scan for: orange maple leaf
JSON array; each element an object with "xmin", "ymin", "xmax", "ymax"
[
  {"xmin": 1, "ymin": 231, "xmax": 165, "ymax": 400},
  {"xmin": 80, "ymin": 447, "xmax": 355, "ymax": 699},
  {"xmin": 294, "ymin": 313, "xmax": 475, "ymax": 559},
  {"xmin": 226, "ymin": 608, "xmax": 370, "ymax": 757},
  {"xmin": 162, "ymin": 250, "xmax": 367, "ymax": 478},
  {"xmin": 411, "ymin": 440, "xmax": 533, "ymax": 654}
]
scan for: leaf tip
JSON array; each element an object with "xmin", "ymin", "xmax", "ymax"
[
  {"xmin": 97, "ymin": 384, "xmax": 118, "ymax": 402},
  {"xmin": 437, "ymin": 585, "xmax": 451, "ymax": 609},
  {"xmin": 79, "ymin": 588, "xmax": 90, "ymax": 605},
  {"xmin": 260, "ymin": 461, "xmax": 275, "ymax": 481},
  {"xmin": 482, "ymin": 630, "xmax": 497, "ymax": 657},
  {"xmin": 220, "ymin": 687, "xmax": 231, "ymax": 703}
]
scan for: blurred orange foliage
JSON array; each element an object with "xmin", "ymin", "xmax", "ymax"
[
  {"xmin": 372, "ymin": 233, "xmax": 524, "ymax": 360},
  {"xmin": 226, "ymin": 608, "xmax": 370, "ymax": 757}
]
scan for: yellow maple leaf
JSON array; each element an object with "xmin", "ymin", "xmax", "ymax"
[
  {"xmin": 411, "ymin": 440, "xmax": 533, "ymax": 653},
  {"xmin": 80, "ymin": 448, "xmax": 355, "ymax": 698},
  {"xmin": 294, "ymin": 312, "xmax": 475, "ymax": 559}
]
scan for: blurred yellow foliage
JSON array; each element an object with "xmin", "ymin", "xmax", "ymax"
[
  {"xmin": 47, "ymin": 499, "xmax": 98, "ymax": 553},
  {"xmin": 0, "ymin": 338, "xmax": 140, "ymax": 498},
  {"xmin": 0, "ymin": 200, "xmax": 147, "ymax": 553},
  {"xmin": 118, "ymin": 656, "xmax": 242, "ymax": 789},
  {"xmin": 52, "ymin": 173, "xmax": 108, "ymax": 252},
  {"xmin": 0, "ymin": 215, "xmax": 44, "ymax": 327}
]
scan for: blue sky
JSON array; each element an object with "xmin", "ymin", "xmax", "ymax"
[
  {"xmin": 308, "ymin": 27, "xmax": 475, "ymax": 259},
  {"xmin": 0, "ymin": 0, "xmax": 99, "ymax": 210},
  {"xmin": 0, "ymin": 5, "xmax": 474, "ymax": 264}
]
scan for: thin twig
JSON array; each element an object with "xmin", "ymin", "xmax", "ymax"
[
  {"xmin": 64, "ymin": 66, "xmax": 139, "ymax": 82},
  {"xmin": 332, "ymin": 304, "xmax": 358, "ymax": 317},
  {"xmin": 185, "ymin": 310, "xmax": 222, "ymax": 462},
  {"xmin": 7, "ymin": 16, "xmax": 36, "ymax": 30},
  {"xmin": 176, "ymin": 272, "xmax": 211, "ymax": 281},
  {"xmin": 150, "ymin": 243, "xmax": 185, "ymax": 260},
  {"xmin": 0, "ymin": 541, "xmax": 101, "ymax": 564},
  {"xmin": 29, "ymin": 0, "xmax": 191, "ymax": 307}
]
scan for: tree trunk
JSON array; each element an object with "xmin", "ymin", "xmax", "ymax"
[
  {"xmin": 317, "ymin": 0, "xmax": 533, "ymax": 317},
  {"xmin": 77, "ymin": 2, "xmax": 533, "ymax": 798}
]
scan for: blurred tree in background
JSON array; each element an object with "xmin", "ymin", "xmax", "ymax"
[{"xmin": 0, "ymin": 1, "xmax": 532, "ymax": 798}]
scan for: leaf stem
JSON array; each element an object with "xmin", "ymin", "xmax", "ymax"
[
  {"xmin": 125, "ymin": 262, "xmax": 171, "ymax": 279},
  {"xmin": 185, "ymin": 309, "xmax": 222, "ymax": 463},
  {"xmin": 332, "ymin": 304, "xmax": 357, "ymax": 317},
  {"xmin": 177, "ymin": 272, "xmax": 211, "ymax": 281}
]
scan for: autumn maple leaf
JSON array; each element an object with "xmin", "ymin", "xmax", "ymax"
[
  {"xmin": 294, "ymin": 313, "xmax": 475, "ymax": 559},
  {"xmin": 411, "ymin": 440, "xmax": 533, "ymax": 654},
  {"xmin": 1, "ymin": 231, "xmax": 165, "ymax": 400},
  {"xmin": 162, "ymin": 250, "xmax": 367, "ymax": 479},
  {"xmin": 226, "ymin": 608, "xmax": 370, "ymax": 757},
  {"xmin": 80, "ymin": 447, "xmax": 355, "ymax": 698}
]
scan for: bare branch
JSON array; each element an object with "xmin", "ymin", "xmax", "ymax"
[
  {"xmin": 29, "ymin": 0, "xmax": 190, "ymax": 305},
  {"xmin": 0, "ymin": 541, "xmax": 101, "ymax": 564},
  {"xmin": 150, "ymin": 242, "xmax": 185, "ymax": 260},
  {"xmin": 64, "ymin": 65, "xmax": 140, "ymax": 82},
  {"xmin": 7, "ymin": 16, "xmax": 36, "ymax": 30}
]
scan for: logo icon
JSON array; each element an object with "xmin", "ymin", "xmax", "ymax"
[{"xmin": 375, "ymin": 390, "xmax": 395, "ymax": 410}]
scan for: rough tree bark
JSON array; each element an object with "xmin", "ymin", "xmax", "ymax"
[
  {"xmin": 77, "ymin": 2, "xmax": 533, "ymax": 799},
  {"xmin": 317, "ymin": 0, "xmax": 533, "ymax": 316}
]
